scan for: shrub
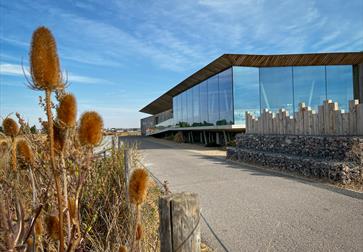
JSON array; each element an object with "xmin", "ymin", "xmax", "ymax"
[{"xmin": 174, "ymin": 131, "xmax": 184, "ymax": 143}]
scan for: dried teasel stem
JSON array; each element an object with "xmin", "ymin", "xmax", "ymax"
[
  {"xmin": 67, "ymin": 148, "xmax": 92, "ymax": 252},
  {"xmin": 11, "ymin": 137, "xmax": 17, "ymax": 171},
  {"xmin": 45, "ymin": 89, "xmax": 65, "ymax": 251},
  {"xmin": 61, "ymin": 152, "xmax": 71, "ymax": 243}
]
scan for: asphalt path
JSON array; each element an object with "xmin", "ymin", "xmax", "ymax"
[{"xmin": 121, "ymin": 136, "xmax": 363, "ymax": 252}]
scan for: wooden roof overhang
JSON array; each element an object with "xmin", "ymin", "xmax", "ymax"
[{"xmin": 140, "ymin": 52, "xmax": 363, "ymax": 115}]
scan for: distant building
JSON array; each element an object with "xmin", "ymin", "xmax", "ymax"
[{"xmin": 140, "ymin": 52, "xmax": 363, "ymax": 144}]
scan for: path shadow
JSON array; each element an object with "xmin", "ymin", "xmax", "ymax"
[{"xmin": 191, "ymin": 154, "xmax": 363, "ymax": 200}]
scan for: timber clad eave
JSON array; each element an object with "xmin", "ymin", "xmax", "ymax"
[{"xmin": 140, "ymin": 52, "xmax": 363, "ymax": 115}]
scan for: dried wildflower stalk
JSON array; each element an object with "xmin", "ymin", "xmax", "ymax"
[
  {"xmin": 128, "ymin": 168, "xmax": 149, "ymax": 252},
  {"xmin": 29, "ymin": 26, "xmax": 65, "ymax": 252},
  {"xmin": 2, "ymin": 117, "xmax": 19, "ymax": 171}
]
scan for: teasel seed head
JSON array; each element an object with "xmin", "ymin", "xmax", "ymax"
[
  {"xmin": 2, "ymin": 118, "xmax": 19, "ymax": 138},
  {"xmin": 29, "ymin": 26, "xmax": 63, "ymax": 91},
  {"xmin": 45, "ymin": 215, "xmax": 60, "ymax": 240},
  {"xmin": 57, "ymin": 93, "xmax": 77, "ymax": 128},
  {"xmin": 136, "ymin": 223, "xmax": 143, "ymax": 241},
  {"xmin": 129, "ymin": 168, "xmax": 149, "ymax": 205},
  {"xmin": 119, "ymin": 245, "xmax": 128, "ymax": 252},
  {"xmin": 16, "ymin": 139, "xmax": 34, "ymax": 167},
  {"xmin": 78, "ymin": 111, "xmax": 103, "ymax": 147}
]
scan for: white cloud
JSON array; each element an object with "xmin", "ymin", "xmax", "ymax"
[
  {"xmin": 0, "ymin": 63, "xmax": 28, "ymax": 76},
  {"xmin": 0, "ymin": 63, "xmax": 113, "ymax": 85}
]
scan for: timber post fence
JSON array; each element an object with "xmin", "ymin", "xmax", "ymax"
[{"xmin": 246, "ymin": 99, "xmax": 363, "ymax": 135}]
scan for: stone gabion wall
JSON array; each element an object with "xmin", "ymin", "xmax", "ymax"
[{"xmin": 226, "ymin": 134, "xmax": 363, "ymax": 184}]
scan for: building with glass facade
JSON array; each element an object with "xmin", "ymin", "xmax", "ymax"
[{"xmin": 140, "ymin": 52, "xmax": 363, "ymax": 142}]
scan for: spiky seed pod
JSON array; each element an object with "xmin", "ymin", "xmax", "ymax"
[
  {"xmin": 16, "ymin": 139, "xmax": 34, "ymax": 167},
  {"xmin": 2, "ymin": 118, "xmax": 19, "ymax": 138},
  {"xmin": 54, "ymin": 124, "xmax": 66, "ymax": 153},
  {"xmin": 30, "ymin": 26, "xmax": 63, "ymax": 90},
  {"xmin": 135, "ymin": 223, "xmax": 143, "ymax": 241},
  {"xmin": 57, "ymin": 93, "xmax": 77, "ymax": 128},
  {"xmin": 119, "ymin": 245, "xmax": 128, "ymax": 252},
  {"xmin": 78, "ymin": 111, "xmax": 103, "ymax": 147},
  {"xmin": 68, "ymin": 197, "xmax": 76, "ymax": 220},
  {"xmin": 45, "ymin": 215, "xmax": 60, "ymax": 240},
  {"xmin": 129, "ymin": 169, "xmax": 149, "ymax": 205}
]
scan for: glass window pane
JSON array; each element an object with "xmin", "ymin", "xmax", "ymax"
[
  {"xmin": 233, "ymin": 67, "xmax": 260, "ymax": 125},
  {"xmin": 184, "ymin": 92, "xmax": 188, "ymax": 124},
  {"xmin": 172, "ymin": 96, "xmax": 176, "ymax": 125},
  {"xmin": 293, "ymin": 66, "xmax": 326, "ymax": 111},
  {"xmin": 192, "ymin": 85, "xmax": 200, "ymax": 126},
  {"xmin": 260, "ymin": 67, "xmax": 294, "ymax": 115},
  {"xmin": 218, "ymin": 68, "xmax": 233, "ymax": 125},
  {"xmin": 326, "ymin": 65, "xmax": 353, "ymax": 112},
  {"xmin": 187, "ymin": 89, "xmax": 193, "ymax": 126},
  {"xmin": 175, "ymin": 95, "xmax": 180, "ymax": 125},
  {"xmin": 208, "ymin": 75, "xmax": 219, "ymax": 125},
  {"xmin": 200, "ymin": 81, "xmax": 209, "ymax": 125}
]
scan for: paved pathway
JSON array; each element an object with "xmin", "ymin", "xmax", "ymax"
[{"xmin": 122, "ymin": 136, "xmax": 363, "ymax": 252}]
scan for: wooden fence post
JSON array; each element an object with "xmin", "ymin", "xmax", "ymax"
[
  {"xmin": 159, "ymin": 192, "xmax": 201, "ymax": 252},
  {"xmin": 124, "ymin": 149, "xmax": 131, "ymax": 203},
  {"xmin": 117, "ymin": 136, "xmax": 121, "ymax": 150}
]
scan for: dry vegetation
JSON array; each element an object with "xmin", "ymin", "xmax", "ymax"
[{"xmin": 0, "ymin": 26, "xmax": 160, "ymax": 251}]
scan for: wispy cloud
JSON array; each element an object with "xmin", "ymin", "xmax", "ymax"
[
  {"xmin": 0, "ymin": 63, "xmax": 27, "ymax": 76},
  {"xmin": 0, "ymin": 63, "xmax": 114, "ymax": 85}
]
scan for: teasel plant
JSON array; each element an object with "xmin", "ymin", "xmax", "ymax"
[
  {"xmin": 2, "ymin": 117, "xmax": 20, "ymax": 171},
  {"xmin": 65, "ymin": 111, "xmax": 103, "ymax": 251},
  {"xmin": 22, "ymin": 26, "xmax": 66, "ymax": 251},
  {"xmin": 128, "ymin": 168, "xmax": 149, "ymax": 252},
  {"xmin": 56, "ymin": 92, "xmax": 77, "ymax": 243}
]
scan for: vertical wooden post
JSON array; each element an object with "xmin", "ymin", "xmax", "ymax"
[
  {"xmin": 124, "ymin": 149, "xmax": 131, "ymax": 203},
  {"xmin": 223, "ymin": 130, "xmax": 227, "ymax": 145},
  {"xmin": 117, "ymin": 136, "xmax": 121, "ymax": 150},
  {"xmin": 112, "ymin": 136, "xmax": 115, "ymax": 151},
  {"xmin": 159, "ymin": 192, "xmax": 201, "ymax": 252}
]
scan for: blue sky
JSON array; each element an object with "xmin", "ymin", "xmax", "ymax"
[{"xmin": 1, "ymin": 0, "xmax": 362, "ymax": 128}]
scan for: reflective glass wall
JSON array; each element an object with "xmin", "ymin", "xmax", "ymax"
[
  {"xmin": 326, "ymin": 65, "xmax": 353, "ymax": 112},
  {"xmin": 293, "ymin": 66, "xmax": 326, "ymax": 110},
  {"xmin": 234, "ymin": 65, "xmax": 353, "ymax": 125},
  {"xmin": 233, "ymin": 67, "xmax": 260, "ymax": 125},
  {"xmin": 172, "ymin": 65, "xmax": 354, "ymax": 127},
  {"xmin": 172, "ymin": 68, "xmax": 233, "ymax": 127},
  {"xmin": 260, "ymin": 67, "xmax": 294, "ymax": 114}
]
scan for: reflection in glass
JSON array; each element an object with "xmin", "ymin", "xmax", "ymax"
[
  {"xmin": 326, "ymin": 65, "xmax": 353, "ymax": 112},
  {"xmin": 293, "ymin": 66, "xmax": 326, "ymax": 111},
  {"xmin": 187, "ymin": 89, "xmax": 193, "ymax": 125},
  {"xmin": 192, "ymin": 85, "xmax": 200, "ymax": 125},
  {"xmin": 182, "ymin": 92, "xmax": 187, "ymax": 124},
  {"xmin": 208, "ymin": 75, "xmax": 219, "ymax": 125},
  {"xmin": 218, "ymin": 68, "xmax": 233, "ymax": 125},
  {"xmin": 260, "ymin": 67, "xmax": 294, "ymax": 114},
  {"xmin": 233, "ymin": 67, "xmax": 260, "ymax": 125},
  {"xmin": 200, "ymin": 81, "xmax": 209, "ymax": 125}
]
